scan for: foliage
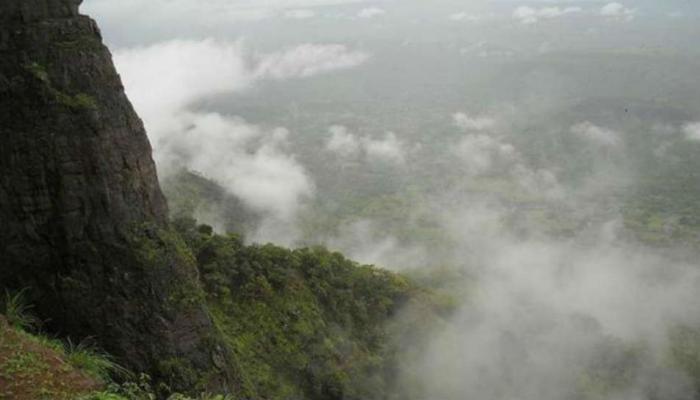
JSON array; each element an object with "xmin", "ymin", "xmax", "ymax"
[
  {"xmin": 24, "ymin": 62, "xmax": 49, "ymax": 83},
  {"xmin": 55, "ymin": 91, "xmax": 98, "ymax": 110},
  {"xmin": 65, "ymin": 338, "xmax": 127, "ymax": 381},
  {"xmin": 0, "ymin": 315, "xmax": 102, "ymax": 399},
  {"xmin": 2, "ymin": 289, "xmax": 40, "ymax": 331},
  {"xmin": 669, "ymin": 325, "xmax": 700, "ymax": 394},
  {"xmin": 82, "ymin": 373, "xmax": 158, "ymax": 400},
  {"xmin": 162, "ymin": 170, "xmax": 260, "ymax": 236},
  {"xmin": 621, "ymin": 140, "xmax": 700, "ymax": 247},
  {"xmin": 23, "ymin": 60, "xmax": 97, "ymax": 110},
  {"xmin": 127, "ymin": 222, "xmax": 206, "ymax": 310},
  {"xmin": 168, "ymin": 394, "xmax": 236, "ymax": 400},
  {"xmin": 82, "ymin": 373, "xmax": 237, "ymax": 400},
  {"xmin": 1, "ymin": 215, "xmax": 448, "ymax": 399},
  {"xmin": 54, "ymin": 36, "xmax": 103, "ymax": 51},
  {"xmin": 575, "ymin": 339, "xmax": 642, "ymax": 400},
  {"xmin": 79, "ymin": 392, "xmax": 129, "ymax": 400},
  {"xmin": 174, "ymin": 217, "xmax": 450, "ymax": 400}
]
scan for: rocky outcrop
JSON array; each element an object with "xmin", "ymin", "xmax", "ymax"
[
  {"xmin": 0, "ymin": 0, "xmax": 81, "ymax": 23},
  {"xmin": 0, "ymin": 0, "xmax": 235, "ymax": 393}
]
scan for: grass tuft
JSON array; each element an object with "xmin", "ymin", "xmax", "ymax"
[
  {"xmin": 2, "ymin": 288, "xmax": 40, "ymax": 331},
  {"xmin": 64, "ymin": 338, "xmax": 129, "ymax": 381}
]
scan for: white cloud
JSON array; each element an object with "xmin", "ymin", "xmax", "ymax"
[
  {"xmin": 449, "ymin": 12, "xmax": 468, "ymax": 21},
  {"xmin": 115, "ymin": 39, "xmax": 251, "ymax": 129},
  {"xmin": 449, "ymin": 12, "xmax": 469, "ymax": 21},
  {"xmin": 409, "ymin": 217, "xmax": 700, "ymax": 399},
  {"xmin": 511, "ymin": 164, "xmax": 563, "ymax": 199},
  {"xmin": 539, "ymin": 6, "xmax": 581, "ymax": 18},
  {"xmin": 362, "ymin": 132, "xmax": 405, "ymax": 164},
  {"xmin": 357, "ymin": 7, "xmax": 386, "ymax": 18},
  {"xmin": 326, "ymin": 125, "xmax": 361, "ymax": 157},
  {"xmin": 600, "ymin": 2, "xmax": 635, "ymax": 21},
  {"xmin": 513, "ymin": 6, "xmax": 581, "ymax": 24},
  {"xmin": 163, "ymin": 113, "xmax": 314, "ymax": 221},
  {"xmin": 84, "ymin": 0, "xmax": 378, "ymax": 46},
  {"xmin": 513, "ymin": 7, "xmax": 539, "ymax": 24},
  {"xmin": 452, "ymin": 113, "xmax": 512, "ymax": 175},
  {"xmin": 453, "ymin": 112, "xmax": 498, "ymax": 131},
  {"xmin": 449, "ymin": 12, "xmax": 494, "ymax": 22},
  {"xmin": 283, "ymin": 9, "xmax": 316, "ymax": 19},
  {"xmin": 254, "ymin": 44, "xmax": 369, "ymax": 80},
  {"xmin": 325, "ymin": 220, "xmax": 429, "ymax": 269},
  {"xmin": 454, "ymin": 133, "xmax": 516, "ymax": 175},
  {"xmin": 450, "ymin": 114, "xmax": 564, "ymax": 199},
  {"xmin": 459, "ymin": 42, "xmax": 516, "ymax": 58},
  {"xmin": 115, "ymin": 40, "xmax": 369, "ymax": 136},
  {"xmin": 85, "ymin": 0, "xmax": 371, "ymax": 25},
  {"xmin": 114, "ymin": 39, "xmax": 368, "ymax": 242},
  {"xmin": 683, "ymin": 122, "xmax": 700, "ymax": 141},
  {"xmin": 325, "ymin": 126, "xmax": 406, "ymax": 164},
  {"xmin": 571, "ymin": 122, "xmax": 621, "ymax": 147}
]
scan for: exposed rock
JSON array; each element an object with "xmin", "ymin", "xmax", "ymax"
[
  {"xmin": 0, "ymin": 0, "xmax": 235, "ymax": 394},
  {"xmin": 0, "ymin": 0, "xmax": 81, "ymax": 23}
]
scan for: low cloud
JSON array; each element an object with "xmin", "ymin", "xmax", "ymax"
[
  {"xmin": 683, "ymin": 122, "xmax": 700, "ymax": 141},
  {"xmin": 454, "ymin": 133, "xmax": 516, "ymax": 175},
  {"xmin": 452, "ymin": 113, "xmax": 510, "ymax": 175},
  {"xmin": 115, "ymin": 39, "xmax": 250, "ymax": 130},
  {"xmin": 571, "ymin": 122, "xmax": 621, "ymax": 147},
  {"xmin": 362, "ymin": 132, "xmax": 406, "ymax": 164},
  {"xmin": 399, "ymin": 220, "xmax": 700, "ymax": 400},
  {"xmin": 451, "ymin": 114, "xmax": 564, "ymax": 199},
  {"xmin": 357, "ymin": 7, "xmax": 386, "ymax": 18},
  {"xmin": 254, "ymin": 44, "xmax": 369, "ymax": 80},
  {"xmin": 600, "ymin": 2, "xmax": 635, "ymax": 21},
  {"xmin": 326, "ymin": 220, "xmax": 429, "ymax": 269},
  {"xmin": 453, "ymin": 112, "xmax": 498, "ymax": 131},
  {"xmin": 513, "ymin": 6, "xmax": 581, "ymax": 24},
  {"xmin": 459, "ymin": 42, "xmax": 516, "ymax": 58},
  {"xmin": 283, "ymin": 9, "xmax": 316, "ymax": 19},
  {"xmin": 116, "ymin": 40, "xmax": 369, "ymax": 133},
  {"xmin": 114, "ymin": 39, "xmax": 369, "ymax": 243},
  {"xmin": 162, "ymin": 113, "xmax": 314, "ymax": 222},
  {"xmin": 326, "ymin": 125, "xmax": 361, "ymax": 157},
  {"xmin": 453, "ymin": 132, "xmax": 563, "ymax": 199},
  {"xmin": 85, "ymin": 0, "xmax": 372, "ymax": 25},
  {"xmin": 325, "ymin": 126, "xmax": 406, "ymax": 164},
  {"xmin": 391, "ymin": 113, "xmax": 699, "ymax": 400},
  {"xmin": 448, "ymin": 12, "xmax": 494, "ymax": 22}
]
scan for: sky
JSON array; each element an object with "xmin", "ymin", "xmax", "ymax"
[{"xmin": 84, "ymin": 0, "xmax": 700, "ymax": 48}]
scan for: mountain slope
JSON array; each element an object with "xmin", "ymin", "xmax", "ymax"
[
  {"xmin": 0, "ymin": 0, "xmax": 235, "ymax": 393},
  {"xmin": 0, "ymin": 315, "xmax": 103, "ymax": 400}
]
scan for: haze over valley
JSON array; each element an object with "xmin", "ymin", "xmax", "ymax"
[
  {"xmin": 2, "ymin": 0, "xmax": 700, "ymax": 398},
  {"xmin": 81, "ymin": 0, "xmax": 700, "ymax": 398}
]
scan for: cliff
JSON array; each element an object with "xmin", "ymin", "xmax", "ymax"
[{"xmin": 0, "ymin": 0, "xmax": 234, "ymax": 393}]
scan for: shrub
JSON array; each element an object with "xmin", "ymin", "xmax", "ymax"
[{"xmin": 79, "ymin": 392, "xmax": 129, "ymax": 400}]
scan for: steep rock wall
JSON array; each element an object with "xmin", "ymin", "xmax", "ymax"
[{"xmin": 0, "ymin": 0, "xmax": 235, "ymax": 393}]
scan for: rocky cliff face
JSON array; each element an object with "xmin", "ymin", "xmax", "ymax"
[{"xmin": 0, "ymin": 0, "xmax": 234, "ymax": 393}]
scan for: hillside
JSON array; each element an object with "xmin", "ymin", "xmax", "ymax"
[
  {"xmin": 1, "ymin": 222, "xmax": 449, "ymax": 399},
  {"xmin": 0, "ymin": 315, "xmax": 102, "ymax": 400}
]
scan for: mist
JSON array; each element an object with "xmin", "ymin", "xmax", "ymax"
[{"xmin": 84, "ymin": 0, "xmax": 700, "ymax": 398}]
